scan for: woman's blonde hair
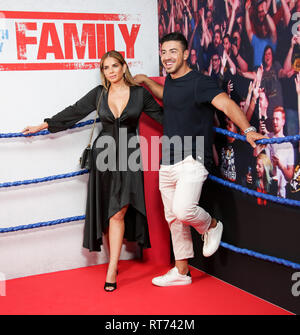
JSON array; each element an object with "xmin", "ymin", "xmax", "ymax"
[
  {"xmin": 256, "ymin": 153, "xmax": 273, "ymax": 192},
  {"xmin": 99, "ymin": 50, "xmax": 138, "ymax": 89}
]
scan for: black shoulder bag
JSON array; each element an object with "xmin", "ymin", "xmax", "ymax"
[{"xmin": 79, "ymin": 88, "xmax": 105, "ymax": 170}]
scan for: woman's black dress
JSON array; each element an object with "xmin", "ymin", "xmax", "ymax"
[{"xmin": 44, "ymin": 85, "xmax": 163, "ymax": 251}]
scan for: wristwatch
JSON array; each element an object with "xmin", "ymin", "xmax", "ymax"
[{"xmin": 244, "ymin": 126, "xmax": 257, "ymax": 134}]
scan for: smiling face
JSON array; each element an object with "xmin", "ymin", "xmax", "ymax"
[
  {"xmin": 160, "ymin": 40, "xmax": 189, "ymax": 76},
  {"xmin": 223, "ymin": 36, "xmax": 231, "ymax": 53},
  {"xmin": 213, "ymin": 31, "xmax": 221, "ymax": 48},
  {"xmin": 102, "ymin": 56, "xmax": 126, "ymax": 85},
  {"xmin": 211, "ymin": 54, "xmax": 220, "ymax": 72},
  {"xmin": 273, "ymin": 110, "xmax": 285, "ymax": 134},
  {"xmin": 264, "ymin": 47, "xmax": 273, "ymax": 67}
]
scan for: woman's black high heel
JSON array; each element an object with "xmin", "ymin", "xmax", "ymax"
[
  {"xmin": 104, "ymin": 269, "xmax": 118, "ymax": 292},
  {"xmin": 104, "ymin": 281, "xmax": 117, "ymax": 292}
]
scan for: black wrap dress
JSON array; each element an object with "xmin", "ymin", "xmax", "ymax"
[{"xmin": 44, "ymin": 85, "xmax": 163, "ymax": 252}]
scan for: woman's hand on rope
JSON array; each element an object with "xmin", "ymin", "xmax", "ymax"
[{"xmin": 22, "ymin": 122, "xmax": 48, "ymax": 135}]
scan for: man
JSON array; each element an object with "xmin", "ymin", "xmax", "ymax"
[
  {"xmin": 264, "ymin": 107, "xmax": 294, "ymax": 198},
  {"xmin": 231, "ymin": 29, "xmax": 249, "ymax": 72},
  {"xmin": 206, "ymin": 52, "xmax": 223, "ymax": 86},
  {"xmin": 188, "ymin": 48, "xmax": 201, "ymax": 72},
  {"xmin": 221, "ymin": 34, "xmax": 237, "ymax": 76},
  {"xmin": 205, "ymin": 29, "xmax": 223, "ymax": 66},
  {"xmin": 134, "ymin": 32, "xmax": 265, "ymax": 287},
  {"xmin": 212, "ymin": 29, "xmax": 223, "ymax": 55},
  {"xmin": 261, "ymin": 46, "xmax": 284, "ymax": 120},
  {"xmin": 282, "ymin": 31, "xmax": 300, "ymax": 136},
  {"xmin": 245, "ymin": 0, "xmax": 277, "ymax": 68}
]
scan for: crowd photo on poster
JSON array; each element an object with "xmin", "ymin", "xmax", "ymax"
[{"xmin": 158, "ymin": 0, "xmax": 300, "ymax": 202}]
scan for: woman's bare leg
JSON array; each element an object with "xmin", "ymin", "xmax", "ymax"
[{"xmin": 105, "ymin": 205, "xmax": 129, "ymax": 290}]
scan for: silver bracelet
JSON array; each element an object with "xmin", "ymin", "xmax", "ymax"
[{"xmin": 244, "ymin": 126, "xmax": 257, "ymax": 134}]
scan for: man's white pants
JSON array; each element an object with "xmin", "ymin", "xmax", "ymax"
[{"xmin": 159, "ymin": 155, "xmax": 211, "ymax": 260}]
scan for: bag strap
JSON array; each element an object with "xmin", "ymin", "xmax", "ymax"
[{"xmin": 87, "ymin": 87, "xmax": 105, "ymax": 147}]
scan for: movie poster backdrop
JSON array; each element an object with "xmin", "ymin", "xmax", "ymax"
[{"xmin": 158, "ymin": 0, "xmax": 300, "ymax": 201}]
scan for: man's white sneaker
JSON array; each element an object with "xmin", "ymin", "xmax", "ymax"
[
  {"xmin": 202, "ymin": 220, "xmax": 223, "ymax": 257},
  {"xmin": 152, "ymin": 267, "xmax": 192, "ymax": 287}
]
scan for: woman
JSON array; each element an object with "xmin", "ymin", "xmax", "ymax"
[
  {"xmin": 260, "ymin": 45, "xmax": 284, "ymax": 116},
  {"xmin": 246, "ymin": 153, "xmax": 277, "ymax": 205},
  {"xmin": 22, "ymin": 51, "xmax": 163, "ymax": 292}
]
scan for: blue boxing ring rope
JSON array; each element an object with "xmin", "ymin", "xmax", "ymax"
[{"xmin": 1, "ymin": 122, "xmax": 300, "ymax": 270}]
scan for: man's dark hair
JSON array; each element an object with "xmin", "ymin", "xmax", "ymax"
[
  {"xmin": 211, "ymin": 52, "xmax": 220, "ymax": 60},
  {"xmin": 223, "ymin": 33, "xmax": 231, "ymax": 43},
  {"xmin": 262, "ymin": 44, "xmax": 274, "ymax": 67},
  {"xmin": 160, "ymin": 32, "xmax": 188, "ymax": 51},
  {"xmin": 258, "ymin": 0, "xmax": 267, "ymax": 6},
  {"xmin": 214, "ymin": 29, "xmax": 222, "ymax": 38}
]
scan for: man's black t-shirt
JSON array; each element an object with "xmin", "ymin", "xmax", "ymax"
[{"xmin": 162, "ymin": 70, "xmax": 223, "ymax": 171}]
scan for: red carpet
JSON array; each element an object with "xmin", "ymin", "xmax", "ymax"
[
  {"xmin": 0, "ymin": 260, "xmax": 291, "ymax": 315},
  {"xmin": 0, "ymin": 78, "xmax": 292, "ymax": 316}
]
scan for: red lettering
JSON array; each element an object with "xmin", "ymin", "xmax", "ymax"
[
  {"xmin": 15, "ymin": 22, "xmax": 37, "ymax": 60},
  {"xmin": 64, "ymin": 23, "xmax": 96, "ymax": 59},
  {"xmin": 106, "ymin": 24, "xmax": 115, "ymax": 52},
  {"xmin": 105, "ymin": 24, "xmax": 125, "ymax": 58},
  {"xmin": 119, "ymin": 24, "xmax": 140, "ymax": 59},
  {"xmin": 96, "ymin": 24, "xmax": 106, "ymax": 59},
  {"xmin": 37, "ymin": 23, "xmax": 64, "ymax": 60},
  {"xmin": 14, "ymin": 19, "xmax": 138, "ymax": 63}
]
